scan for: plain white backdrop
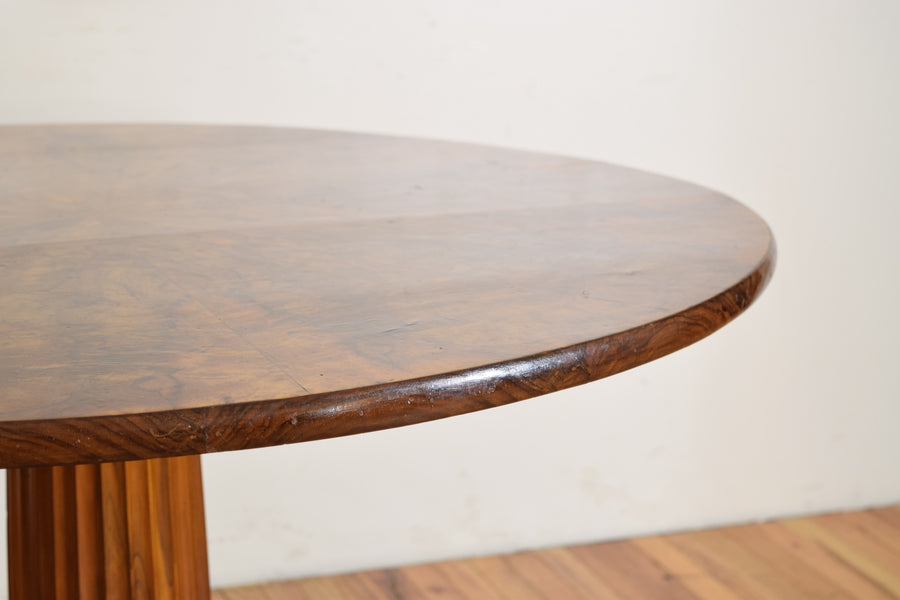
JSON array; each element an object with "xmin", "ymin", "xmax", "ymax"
[{"xmin": 1, "ymin": 0, "xmax": 899, "ymax": 592}]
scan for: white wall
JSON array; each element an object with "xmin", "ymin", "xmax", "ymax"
[{"xmin": 2, "ymin": 0, "xmax": 898, "ymax": 591}]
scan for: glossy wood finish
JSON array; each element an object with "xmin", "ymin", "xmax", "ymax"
[
  {"xmin": 7, "ymin": 455, "xmax": 209, "ymax": 599},
  {"xmin": 213, "ymin": 505, "xmax": 900, "ymax": 600},
  {"xmin": 0, "ymin": 125, "xmax": 774, "ymax": 467}
]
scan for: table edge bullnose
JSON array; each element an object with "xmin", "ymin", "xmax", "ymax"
[{"xmin": 0, "ymin": 243, "xmax": 774, "ymax": 468}]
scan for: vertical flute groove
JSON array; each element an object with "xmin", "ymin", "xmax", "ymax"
[{"xmin": 7, "ymin": 456, "xmax": 209, "ymax": 599}]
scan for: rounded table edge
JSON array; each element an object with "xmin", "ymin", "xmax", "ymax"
[{"xmin": 0, "ymin": 239, "xmax": 775, "ymax": 468}]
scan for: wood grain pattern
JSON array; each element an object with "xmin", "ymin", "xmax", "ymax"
[
  {"xmin": 6, "ymin": 455, "xmax": 209, "ymax": 599},
  {"xmin": 213, "ymin": 506, "xmax": 900, "ymax": 600},
  {"xmin": 0, "ymin": 125, "xmax": 774, "ymax": 467}
]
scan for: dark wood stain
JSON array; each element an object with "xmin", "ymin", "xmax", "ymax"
[{"xmin": 0, "ymin": 125, "xmax": 774, "ymax": 467}]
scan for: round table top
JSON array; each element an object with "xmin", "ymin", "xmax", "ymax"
[{"xmin": 0, "ymin": 125, "xmax": 774, "ymax": 467}]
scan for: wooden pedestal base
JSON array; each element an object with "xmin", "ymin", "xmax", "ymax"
[{"xmin": 7, "ymin": 455, "xmax": 210, "ymax": 599}]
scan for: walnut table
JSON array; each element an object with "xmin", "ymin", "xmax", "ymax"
[{"xmin": 0, "ymin": 125, "xmax": 774, "ymax": 598}]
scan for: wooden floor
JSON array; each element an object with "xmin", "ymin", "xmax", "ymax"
[{"xmin": 213, "ymin": 505, "xmax": 900, "ymax": 599}]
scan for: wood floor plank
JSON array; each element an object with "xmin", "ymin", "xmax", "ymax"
[
  {"xmin": 872, "ymin": 505, "xmax": 900, "ymax": 531},
  {"xmin": 434, "ymin": 559, "xmax": 508, "ymax": 599},
  {"xmin": 667, "ymin": 528, "xmax": 798, "ymax": 599},
  {"xmin": 211, "ymin": 585, "xmax": 271, "ymax": 600},
  {"xmin": 264, "ymin": 574, "xmax": 347, "ymax": 600},
  {"xmin": 465, "ymin": 554, "xmax": 551, "ymax": 599},
  {"xmin": 827, "ymin": 510, "xmax": 900, "ymax": 559},
  {"xmin": 631, "ymin": 536, "xmax": 744, "ymax": 600},
  {"xmin": 213, "ymin": 505, "xmax": 900, "ymax": 599},
  {"xmin": 569, "ymin": 539, "xmax": 701, "ymax": 600},
  {"xmin": 537, "ymin": 547, "xmax": 625, "ymax": 600},
  {"xmin": 785, "ymin": 517, "xmax": 900, "ymax": 597},
  {"xmin": 870, "ymin": 507, "xmax": 900, "ymax": 540},
  {"xmin": 724, "ymin": 522, "xmax": 859, "ymax": 599},
  {"xmin": 492, "ymin": 551, "xmax": 596, "ymax": 600},
  {"xmin": 384, "ymin": 563, "xmax": 470, "ymax": 599},
  {"xmin": 757, "ymin": 520, "xmax": 895, "ymax": 600},
  {"xmin": 343, "ymin": 571, "xmax": 406, "ymax": 600}
]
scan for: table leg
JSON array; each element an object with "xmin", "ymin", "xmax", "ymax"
[{"xmin": 7, "ymin": 455, "xmax": 209, "ymax": 599}]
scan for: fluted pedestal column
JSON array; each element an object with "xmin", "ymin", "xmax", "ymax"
[{"xmin": 7, "ymin": 455, "xmax": 209, "ymax": 599}]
